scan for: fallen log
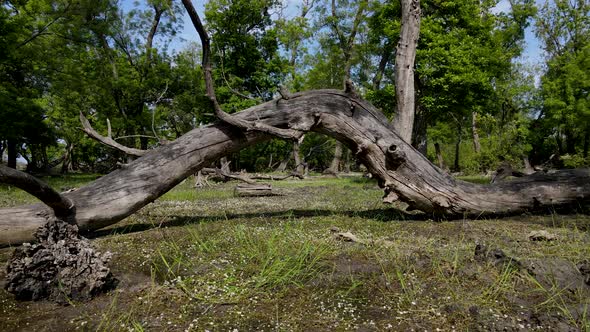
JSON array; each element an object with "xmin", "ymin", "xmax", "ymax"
[
  {"xmin": 1, "ymin": 89, "xmax": 589, "ymax": 247},
  {"xmin": 234, "ymin": 184, "xmax": 274, "ymax": 197},
  {"xmin": 249, "ymin": 172, "xmax": 305, "ymax": 181}
]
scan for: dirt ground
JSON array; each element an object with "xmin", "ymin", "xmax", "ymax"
[{"xmin": 1, "ymin": 176, "xmax": 589, "ymax": 331}]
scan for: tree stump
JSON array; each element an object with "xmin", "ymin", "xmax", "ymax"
[{"xmin": 233, "ymin": 183, "xmax": 274, "ymax": 197}]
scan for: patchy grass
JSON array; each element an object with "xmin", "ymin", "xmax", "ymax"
[{"xmin": 0, "ymin": 174, "xmax": 589, "ymax": 331}]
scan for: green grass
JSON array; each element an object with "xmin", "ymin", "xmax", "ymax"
[
  {"xmin": 0, "ymin": 173, "xmax": 589, "ymax": 331},
  {"xmin": 0, "ymin": 173, "xmax": 101, "ymax": 207},
  {"xmin": 458, "ymin": 175, "xmax": 491, "ymax": 184}
]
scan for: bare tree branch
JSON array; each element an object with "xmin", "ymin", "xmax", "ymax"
[
  {"xmin": 0, "ymin": 165, "xmax": 73, "ymax": 217},
  {"xmin": 79, "ymin": 112, "xmax": 147, "ymax": 157},
  {"xmin": 180, "ymin": 0, "xmax": 304, "ymax": 141},
  {"xmin": 2, "ymin": 90, "xmax": 590, "ymax": 247}
]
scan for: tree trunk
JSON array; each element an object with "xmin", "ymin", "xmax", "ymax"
[
  {"xmin": 1, "ymin": 89, "xmax": 590, "ymax": 247},
  {"xmin": 220, "ymin": 157, "xmax": 230, "ymax": 174},
  {"xmin": 293, "ymin": 141, "xmax": 304, "ymax": 175},
  {"xmin": 342, "ymin": 148, "xmax": 351, "ymax": 173},
  {"xmin": 7, "ymin": 139, "xmax": 17, "ymax": 169},
  {"xmin": 234, "ymin": 184, "xmax": 274, "ymax": 197},
  {"xmin": 0, "ymin": 140, "xmax": 5, "ymax": 164},
  {"xmin": 324, "ymin": 140, "xmax": 343, "ymax": 175},
  {"xmin": 434, "ymin": 142, "xmax": 445, "ymax": 170},
  {"xmin": 412, "ymin": 101, "xmax": 427, "ymax": 155},
  {"xmin": 372, "ymin": 40, "xmax": 394, "ymax": 91},
  {"xmin": 523, "ymin": 156, "xmax": 534, "ymax": 175},
  {"xmin": 565, "ymin": 127, "xmax": 576, "ymax": 155},
  {"xmin": 392, "ymin": 0, "xmax": 421, "ymax": 143},
  {"xmin": 472, "ymin": 112, "xmax": 481, "ymax": 153},
  {"xmin": 275, "ymin": 152, "xmax": 290, "ymax": 172},
  {"xmin": 453, "ymin": 124, "xmax": 462, "ymax": 172},
  {"xmin": 61, "ymin": 142, "xmax": 75, "ymax": 174}
]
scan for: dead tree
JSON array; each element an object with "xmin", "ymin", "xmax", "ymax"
[
  {"xmin": 2, "ymin": 88, "xmax": 590, "ymax": 247},
  {"xmin": 1, "ymin": 0, "xmax": 588, "ymax": 249},
  {"xmin": 0, "ymin": 165, "xmax": 116, "ymax": 302},
  {"xmin": 234, "ymin": 184, "xmax": 275, "ymax": 197}
]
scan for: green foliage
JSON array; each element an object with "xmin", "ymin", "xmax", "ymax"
[
  {"xmin": 0, "ymin": 0, "xmax": 585, "ymax": 174},
  {"xmin": 560, "ymin": 154, "xmax": 590, "ymax": 169},
  {"xmin": 533, "ymin": 0, "xmax": 589, "ymax": 163},
  {"xmin": 233, "ymin": 139, "xmax": 291, "ymax": 172},
  {"xmin": 205, "ymin": 0, "xmax": 287, "ymax": 102},
  {"xmin": 0, "ymin": 1, "xmax": 60, "ymax": 166},
  {"xmin": 365, "ymin": 84, "xmax": 396, "ymax": 118}
]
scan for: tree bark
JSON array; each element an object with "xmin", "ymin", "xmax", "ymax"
[
  {"xmin": 392, "ymin": 0, "xmax": 421, "ymax": 143},
  {"xmin": 0, "ymin": 168, "xmax": 115, "ymax": 303},
  {"xmin": 275, "ymin": 152, "xmax": 290, "ymax": 172},
  {"xmin": 219, "ymin": 157, "xmax": 230, "ymax": 174},
  {"xmin": 80, "ymin": 113, "xmax": 147, "ymax": 157},
  {"xmin": 234, "ymin": 184, "xmax": 274, "ymax": 197},
  {"xmin": 472, "ymin": 111, "xmax": 481, "ymax": 153},
  {"xmin": 434, "ymin": 142, "xmax": 445, "ymax": 170},
  {"xmin": 293, "ymin": 140, "xmax": 304, "ymax": 175},
  {"xmin": 412, "ymin": 101, "xmax": 427, "ymax": 155},
  {"xmin": 453, "ymin": 124, "xmax": 462, "ymax": 172},
  {"xmin": 7, "ymin": 139, "xmax": 17, "ymax": 169},
  {"xmin": 1, "ymin": 90, "xmax": 589, "ymax": 247},
  {"xmin": 324, "ymin": 140, "xmax": 343, "ymax": 175},
  {"xmin": 0, "ymin": 165, "xmax": 73, "ymax": 218}
]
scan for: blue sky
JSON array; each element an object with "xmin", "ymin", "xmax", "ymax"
[
  {"xmin": 125, "ymin": 0, "xmax": 544, "ymax": 67},
  {"xmin": 492, "ymin": 0, "xmax": 545, "ymax": 66}
]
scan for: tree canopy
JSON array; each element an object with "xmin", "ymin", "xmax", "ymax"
[{"xmin": 1, "ymin": 0, "xmax": 588, "ymax": 174}]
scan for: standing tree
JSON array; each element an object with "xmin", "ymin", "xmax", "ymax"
[
  {"xmin": 534, "ymin": 0, "xmax": 589, "ymax": 164},
  {"xmin": 310, "ymin": 0, "xmax": 369, "ymax": 174},
  {"xmin": 392, "ymin": 0, "xmax": 420, "ymax": 144}
]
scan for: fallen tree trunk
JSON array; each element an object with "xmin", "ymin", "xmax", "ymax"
[
  {"xmin": 1, "ymin": 89, "xmax": 589, "ymax": 247},
  {"xmin": 250, "ymin": 172, "xmax": 304, "ymax": 181},
  {"xmin": 234, "ymin": 184, "xmax": 274, "ymax": 197}
]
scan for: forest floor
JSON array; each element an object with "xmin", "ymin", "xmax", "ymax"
[{"xmin": 0, "ymin": 174, "xmax": 589, "ymax": 332}]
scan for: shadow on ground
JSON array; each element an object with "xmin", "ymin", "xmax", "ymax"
[
  {"xmin": 85, "ymin": 207, "xmax": 421, "ymax": 238},
  {"xmin": 86, "ymin": 205, "xmax": 590, "ymax": 239}
]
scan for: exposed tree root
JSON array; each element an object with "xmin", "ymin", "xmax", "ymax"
[{"xmin": 4, "ymin": 217, "xmax": 117, "ymax": 303}]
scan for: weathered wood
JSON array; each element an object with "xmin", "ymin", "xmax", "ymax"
[
  {"xmin": 4, "ymin": 217, "xmax": 117, "ymax": 303},
  {"xmin": 0, "ymin": 165, "xmax": 73, "ymax": 218},
  {"xmin": 0, "ymin": 162, "xmax": 116, "ymax": 303},
  {"xmin": 392, "ymin": 0, "xmax": 421, "ymax": 142},
  {"xmin": 181, "ymin": 0, "xmax": 303, "ymax": 141},
  {"xmin": 80, "ymin": 112, "xmax": 147, "ymax": 157},
  {"xmin": 0, "ymin": 89, "xmax": 589, "ymax": 247},
  {"xmin": 234, "ymin": 184, "xmax": 274, "ymax": 197},
  {"xmin": 491, "ymin": 163, "xmax": 526, "ymax": 183},
  {"xmin": 324, "ymin": 140, "xmax": 343, "ymax": 175},
  {"xmin": 250, "ymin": 172, "xmax": 304, "ymax": 181}
]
